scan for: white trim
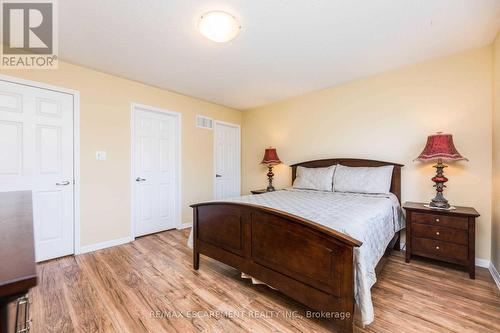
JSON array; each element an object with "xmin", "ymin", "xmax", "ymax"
[
  {"xmin": 213, "ymin": 120, "xmax": 242, "ymax": 199},
  {"xmin": 0, "ymin": 74, "xmax": 82, "ymax": 257},
  {"xmin": 0, "ymin": 74, "xmax": 80, "ymax": 96},
  {"xmin": 130, "ymin": 103, "xmax": 182, "ymax": 239},
  {"xmin": 178, "ymin": 222, "xmax": 192, "ymax": 230},
  {"xmin": 73, "ymin": 92, "xmax": 82, "ymax": 255},
  {"xmin": 489, "ymin": 262, "xmax": 500, "ymax": 290},
  {"xmin": 78, "ymin": 236, "xmax": 133, "ymax": 254},
  {"xmin": 475, "ymin": 258, "xmax": 490, "ymax": 268}
]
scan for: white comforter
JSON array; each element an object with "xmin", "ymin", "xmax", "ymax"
[{"xmin": 188, "ymin": 189, "xmax": 405, "ymax": 325}]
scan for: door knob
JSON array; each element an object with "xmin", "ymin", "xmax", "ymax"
[
  {"xmin": 136, "ymin": 177, "xmax": 146, "ymax": 182},
  {"xmin": 56, "ymin": 181, "xmax": 71, "ymax": 186},
  {"xmin": 216, "ymin": 174, "xmax": 222, "ymax": 178}
]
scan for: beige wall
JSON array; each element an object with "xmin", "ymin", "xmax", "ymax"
[
  {"xmin": 1, "ymin": 61, "xmax": 241, "ymax": 247},
  {"xmin": 242, "ymin": 46, "xmax": 493, "ymax": 261},
  {"xmin": 493, "ymin": 32, "xmax": 500, "ymax": 271}
]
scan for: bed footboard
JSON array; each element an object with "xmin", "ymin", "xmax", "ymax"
[{"xmin": 191, "ymin": 202, "xmax": 362, "ymax": 333}]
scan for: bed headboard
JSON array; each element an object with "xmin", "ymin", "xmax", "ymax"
[{"xmin": 290, "ymin": 158, "xmax": 404, "ymax": 203}]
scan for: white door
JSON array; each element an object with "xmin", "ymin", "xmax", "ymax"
[
  {"xmin": 214, "ymin": 121, "xmax": 241, "ymax": 200},
  {"xmin": 133, "ymin": 106, "xmax": 180, "ymax": 237},
  {"xmin": 0, "ymin": 80, "xmax": 74, "ymax": 262}
]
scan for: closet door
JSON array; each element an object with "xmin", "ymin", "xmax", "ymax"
[
  {"xmin": 133, "ymin": 106, "xmax": 180, "ymax": 237},
  {"xmin": 214, "ymin": 121, "xmax": 241, "ymax": 200},
  {"xmin": 0, "ymin": 80, "xmax": 74, "ymax": 261}
]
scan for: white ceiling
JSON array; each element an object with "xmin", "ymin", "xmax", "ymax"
[{"xmin": 59, "ymin": 0, "xmax": 500, "ymax": 110}]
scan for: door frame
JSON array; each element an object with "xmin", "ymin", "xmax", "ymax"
[
  {"xmin": 0, "ymin": 74, "xmax": 82, "ymax": 255},
  {"xmin": 213, "ymin": 120, "xmax": 241, "ymax": 199},
  {"xmin": 130, "ymin": 103, "xmax": 182, "ymax": 239}
]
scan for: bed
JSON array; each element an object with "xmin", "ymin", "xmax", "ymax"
[{"xmin": 190, "ymin": 158, "xmax": 404, "ymax": 333}]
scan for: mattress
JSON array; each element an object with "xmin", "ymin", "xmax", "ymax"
[{"xmin": 188, "ymin": 188, "xmax": 405, "ymax": 325}]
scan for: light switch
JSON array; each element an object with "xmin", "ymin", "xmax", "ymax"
[{"xmin": 96, "ymin": 151, "xmax": 107, "ymax": 161}]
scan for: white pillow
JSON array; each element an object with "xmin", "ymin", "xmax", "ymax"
[
  {"xmin": 333, "ymin": 164, "xmax": 394, "ymax": 194},
  {"xmin": 293, "ymin": 165, "xmax": 335, "ymax": 191}
]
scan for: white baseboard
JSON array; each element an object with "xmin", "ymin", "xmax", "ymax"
[
  {"xmin": 475, "ymin": 258, "xmax": 490, "ymax": 268},
  {"xmin": 77, "ymin": 236, "xmax": 133, "ymax": 254},
  {"xmin": 489, "ymin": 262, "xmax": 500, "ymax": 291},
  {"xmin": 178, "ymin": 222, "xmax": 192, "ymax": 230}
]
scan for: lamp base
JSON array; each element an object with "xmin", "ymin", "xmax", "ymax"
[
  {"xmin": 266, "ymin": 165, "xmax": 275, "ymax": 192},
  {"xmin": 429, "ymin": 158, "xmax": 451, "ymax": 210},
  {"xmin": 429, "ymin": 194, "xmax": 450, "ymax": 209},
  {"xmin": 424, "ymin": 204, "xmax": 455, "ymax": 211}
]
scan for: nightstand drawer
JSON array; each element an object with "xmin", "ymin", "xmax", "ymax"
[
  {"xmin": 412, "ymin": 212, "xmax": 468, "ymax": 230},
  {"xmin": 411, "ymin": 237, "xmax": 468, "ymax": 263},
  {"xmin": 412, "ymin": 223, "xmax": 467, "ymax": 245}
]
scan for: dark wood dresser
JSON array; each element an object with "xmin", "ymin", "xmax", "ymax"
[
  {"xmin": 403, "ymin": 202, "xmax": 479, "ymax": 279},
  {"xmin": 0, "ymin": 191, "xmax": 37, "ymax": 333}
]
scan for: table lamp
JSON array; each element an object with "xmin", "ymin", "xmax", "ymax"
[
  {"xmin": 261, "ymin": 148, "xmax": 282, "ymax": 192},
  {"xmin": 415, "ymin": 132, "xmax": 468, "ymax": 209}
]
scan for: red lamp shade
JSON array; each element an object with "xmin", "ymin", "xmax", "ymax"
[
  {"xmin": 261, "ymin": 148, "xmax": 282, "ymax": 165},
  {"xmin": 415, "ymin": 133, "xmax": 468, "ymax": 162}
]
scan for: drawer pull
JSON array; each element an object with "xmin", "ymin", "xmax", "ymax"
[
  {"xmin": 436, "ymin": 231, "xmax": 440, "ymax": 235},
  {"xmin": 435, "ymin": 218, "xmax": 440, "ymax": 222},
  {"xmin": 435, "ymin": 246, "xmax": 440, "ymax": 250},
  {"xmin": 15, "ymin": 295, "xmax": 31, "ymax": 333}
]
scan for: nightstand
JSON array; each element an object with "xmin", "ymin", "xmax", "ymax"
[
  {"xmin": 250, "ymin": 189, "xmax": 269, "ymax": 195},
  {"xmin": 403, "ymin": 202, "xmax": 480, "ymax": 279}
]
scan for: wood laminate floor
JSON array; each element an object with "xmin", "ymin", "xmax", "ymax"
[{"xmin": 31, "ymin": 229, "xmax": 500, "ymax": 333}]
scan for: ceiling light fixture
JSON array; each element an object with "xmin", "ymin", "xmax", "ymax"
[{"xmin": 198, "ymin": 11, "xmax": 241, "ymax": 43}]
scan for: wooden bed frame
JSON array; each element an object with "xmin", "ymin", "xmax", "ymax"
[{"xmin": 191, "ymin": 158, "xmax": 403, "ymax": 333}]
